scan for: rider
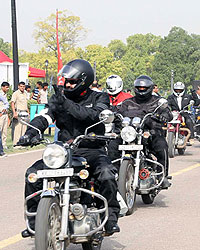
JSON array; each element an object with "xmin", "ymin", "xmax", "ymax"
[
  {"xmin": 106, "ymin": 75, "xmax": 132, "ymax": 164},
  {"xmin": 106, "ymin": 75, "xmax": 133, "ymax": 110},
  {"xmin": 167, "ymin": 82, "xmax": 195, "ymax": 144},
  {"xmin": 18, "ymin": 59, "xmax": 120, "ymax": 238},
  {"xmin": 119, "ymin": 75, "xmax": 173, "ymax": 188}
]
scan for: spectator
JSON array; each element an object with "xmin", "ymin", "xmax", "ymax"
[
  {"xmin": 0, "ymin": 130, "xmax": 6, "ymax": 157},
  {"xmin": 191, "ymin": 86, "xmax": 200, "ymax": 106},
  {"xmin": 91, "ymin": 80, "xmax": 102, "ymax": 92},
  {"xmin": 25, "ymin": 85, "xmax": 31, "ymax": 100},
  {"xmin": 31, "ymin": 81, "xmax": 43, "ymax": 103},
  {"xmin": 11, "ymin": 82, "xmax": 29, "ymax": 147},
  {"xmin": 126, "ymin": 89, "xmax": 132, "ymax": 94},
  {"xmin": 39, "ymin": 82, "xmax": 48, "ymax": 104},
  {"xmin": 152, "ymin": 84, "xmax": 161, "ymax": 96},
  {"xmin": 0, "ymin": 82, "xmax": 10, "ymax": 149}
]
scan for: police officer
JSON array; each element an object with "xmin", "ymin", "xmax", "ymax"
[
  {"xmin": 119, "ymin": 75, "xmax": 173, "ymax": 188},
  {"xmin": 167, "ymin": 82, "xmax": 195, "ymax": 144},
  {"xmin": 11, "ymin": 82, "xmax": 29, "ymax": 147},
  {"xmin": 18, "ymin": 59, "xmax": 120, "ymax": 238}
]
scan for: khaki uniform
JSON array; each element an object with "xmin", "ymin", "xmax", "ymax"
[
  {"xmin": 0, "ymin": 90, "xmax": 8, "ymax": 148},
  {"xmin": 11, "ymin": 90, "xmax": 28, "ymax": 145}
]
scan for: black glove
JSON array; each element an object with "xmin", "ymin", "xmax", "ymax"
[
  {"xmin": 17, "ymin": 134, "xmax": 43, "ymax": 146},
  {"xmin": 53, "ymin": 84, "xmax": 66, "ymax": 104},
  {"xmin": 152, "ymin": 113, "xmax": 168, "ymax": 123},
  {"xmin": 17, "ymin": 135, "xmax": 32, "ymax": 146}
]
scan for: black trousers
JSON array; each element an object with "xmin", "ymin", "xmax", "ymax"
[
  {"xmin": 25, "ymin": 147, "xmax": 120, "ymax": 229},
  {"xmin": 149, "ymin": 133, "xmax": 169, "ymax": 176}
]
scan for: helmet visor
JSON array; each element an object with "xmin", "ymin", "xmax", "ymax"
[
  {"xmin": 107, "ymin": 81, "xmax": 122, "ymax": 92},
  {"xmin": 62, "ymin": 65, "xmax": 81, "ymax": 79}
]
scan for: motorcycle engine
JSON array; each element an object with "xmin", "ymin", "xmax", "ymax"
[{"xmin": 71, "ymin": 207, "xmax": 100, "ymax": 243}]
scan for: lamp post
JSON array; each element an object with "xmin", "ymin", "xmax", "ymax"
[
  {"xmin": 171, "ymin": 69, "xmax": 174, "ymax": 93},
  {"xmin": 45, "ymin": 59, "xmax": 49, "ymax": 82}
]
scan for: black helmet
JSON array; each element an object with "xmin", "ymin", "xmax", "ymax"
[
  {"xmin": 134, "ymin": 75, "xmax": 154, "ymax": 101},
  {"xmin": 61, "ymin": 59, "xmax": 94, "ymax": 99}
]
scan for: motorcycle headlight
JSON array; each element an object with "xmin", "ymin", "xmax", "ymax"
[
  {"xmin": 43, "ymin": 144, "xmax": 68, "ymax": 169},
  {"xmin": 121, "ymin": 126, "xmax": 137, "ymax": 142}
]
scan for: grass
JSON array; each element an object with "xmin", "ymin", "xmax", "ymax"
[{"xmin": 4, "ymin": 127, "xmax": 55, "ymax": 155}]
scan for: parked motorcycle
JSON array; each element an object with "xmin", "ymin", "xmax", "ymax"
[
  {"xmin": 166, "ymin": 103, "xmax": 193, "ymax": 158},
  {"xmin": 117, "ymin": 99, "xmax": 171, "ymax": 206},
  {"xmin": 18, "ymin": 110, "xmax": 125, "ymax": 250}
]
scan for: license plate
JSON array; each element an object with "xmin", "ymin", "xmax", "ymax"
[
  {"xmin": 118, "ymin": 144, "xmax": 143, "ymax": 151},
  {"xmin": 37, "ymin": 168, "xmax": 74, "ymax": 178}
]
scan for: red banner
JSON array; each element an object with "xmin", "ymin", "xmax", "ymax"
[{"xmin": 56, "ymin": 9, "xmax": 64, "ymax": 85}]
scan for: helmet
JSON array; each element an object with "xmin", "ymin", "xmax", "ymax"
[
  {"xmin": 61, "ymin": 59, "xmax": 94, "ymax": 99},
  {"xmin": 173, "ymin": 82, "xmax": 185, "ymax": 96},
  {"xmin": 134, "ymin": 75, "xmax": 154, "ymax": 101},
  {"xmin": 106, "ymin": 75, "xmax": 123, "ymax": 95}
]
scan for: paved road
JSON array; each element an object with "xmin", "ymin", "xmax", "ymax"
[{"xmin": 0, "ymin": 142, "xmax": 200, "ymax": 250}]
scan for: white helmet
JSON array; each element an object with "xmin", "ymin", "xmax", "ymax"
[
  {"xmin": 106, "ymin": 75, "xmax": 123, "ymax": 95},
  {"xmin": 173, "ymin": 82, "xmax": 185, "ymax": 96}
]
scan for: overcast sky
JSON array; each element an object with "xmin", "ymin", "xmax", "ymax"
[{"xmin": 1, "ymin": 0, "xmax": 200, "ymax": 52}]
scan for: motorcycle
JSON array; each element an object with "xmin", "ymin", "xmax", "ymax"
[
  {"xmin": 18, "ymin": 110, "xmax": 126, "ymax": 250},
  {"xmin": 166, "ymin": 103, "xmax": 193, "ymax": 158},
  {"xmin": 191, "ymin": 105, "xmax": 200, "ymax": 141},
  {"xmin": 117, "ymin": 98, "xmax": 172, "ymax": 206}
]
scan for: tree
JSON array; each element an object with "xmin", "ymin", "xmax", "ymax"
[
  {"xmin": 121, "ymin": 33, "xmax": 161, "ymax": 87},
  {"xmin": 0, "ymin": 38, "xmax": 11, "ymax": 56},
  {"xmin": 152, "ymin": 27, "xmax": 200, "ymax": 89},
  {"xmin": 33, "ymin": 10, "xmax": 87, "ymax": 55},
  {"xmin": 108, "ymin": 39, "xmax": 127, "ymax": 60}
]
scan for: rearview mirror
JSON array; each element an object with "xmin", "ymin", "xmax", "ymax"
[
  {"xmin": 158, "ymin": 98, "xmax": 168, "ymax": 109},
  {"xmin": 99, "ymin": 110, "xmax": 114, "ymax": 124}
]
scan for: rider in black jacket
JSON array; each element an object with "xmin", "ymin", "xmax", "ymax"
[
  {"xmin": 167, "ymin": 82, "xmax": 194, "ymax": 142},
  {"xmin": 119, "ymin": 75, "xmax": 173, "ymax": 188},
  {"xmin": 19, "ymin": 59, "xmax": 120, "ymax": 238}
]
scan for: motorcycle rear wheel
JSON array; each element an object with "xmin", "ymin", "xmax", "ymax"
[
  {"xmin": 118, "ymin": 159, "xmax": 136, "ymax": 215},
  {"xmin": 35, "ymin": 197, "xmax": 66, "ymax": 250},
  {"xmin": 82, "ymin": 241, "xmax": 102, "ymax": 250},
  {"xmin": 168, "ymin": 132, "xmax": 175, "ymax": 158},
  {"xmin": 141, "ymin": 193, "xmax": 155, "ymax": 204}
]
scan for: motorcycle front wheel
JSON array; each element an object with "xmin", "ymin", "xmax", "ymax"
[
  {"xmin": 35, "ymin": 197, "xmax": 66, "ymax": 250},
  {"xmin": 168, "ymin": 131, "xmax": 175, "ymax": 158},
  {"xmin": 141, "ymin": 193, "xmax": 155, "ymax": 204},
  {"xmin": 118, "ymin": 159, "xmax": 136, "ymax": 215},
  {"xmin": 82, "ymin": 241, "xmax": 102, "ymax": 250}
]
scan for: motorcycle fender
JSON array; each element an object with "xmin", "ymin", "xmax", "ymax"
[
  {"xmin": 41, "ymin": 189, "xmax": 56, "ymax": 198},
  {"xmin": 122, "ymin": 154, "xmax": 132, "ymax": 160}
]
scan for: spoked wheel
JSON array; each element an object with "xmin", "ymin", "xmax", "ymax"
[
  {"xmin": 168, "ymin": 132, "xmax": 175, "ymax": 158},
  {"xmin": 35, "ymin": 197, "xmax": 66, "ymax": 250},
  {"xmin": 82, "ymin": 241, "xmax": 102, "ymax": 250},
  {"xmin": 118, "ymin": 159, "xmax": 136, "ymax": 215},
  {"xmin": 141, "ymin": 193, "xmax": 155, "ymax": 204}
]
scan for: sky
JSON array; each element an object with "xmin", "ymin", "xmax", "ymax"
[{"xmin": 1, "ymin": 0, "xmax": 200, "ymax": 52}]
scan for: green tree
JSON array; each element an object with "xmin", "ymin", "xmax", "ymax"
[
  {"xmin": 121, "ymin": 33, "xmax": 161, "ymax": 87},
  {"xmin": 78, "ymin": 44, "xmax": 127, "ymax": 88},
  {"xmin": 33, "ymin": 10, "xmax": 87, "ymax": 55},
  {"xmin": 152, "ymin": 27, "xmax": 200, "ymax": 89},
  {"xmin": 108, "ymin": 39, "xmax": 127, "ymax": 60},
  {"xmin": 0, "ymin": 38, "xmax": 11, "ymax": 56}
]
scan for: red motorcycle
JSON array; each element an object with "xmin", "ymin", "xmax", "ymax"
[{"xmin": 166, "ymin": 110, "xmax": 191, "ymax": 158}]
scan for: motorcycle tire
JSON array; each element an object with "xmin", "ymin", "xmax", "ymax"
[
  {"xmin": 35, "ymin": 197, "xmax": 66, "ymax": 250},
  {"xmin": 82, "ymin": 241, "xmax": 102, "ymax": 250},
  {"xmin": 178, "ymin": 148, "xmax": 185, "ymax": 155},
  {"xmin": 168, "ymin": 132, "xmax": 175, "ymax": 158},
  {"xmin": 141, "ymin": 194, "xmax": 155, "ymax": 204},
  {"xmin": 118, "ymin": 159, "xmax": 136, "ymax": 215}
]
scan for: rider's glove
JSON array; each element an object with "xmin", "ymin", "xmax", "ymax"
[
  {"xmin": 53, "ymin": 84, "xmax": 66, "ymax": 105},
  {"xmin": 152, "ymin": 113, "xmax": 168, "ymax": 123},
  {"xmin": 17, "ymin": 135, "xmax": 32, "ymax": 146}
]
